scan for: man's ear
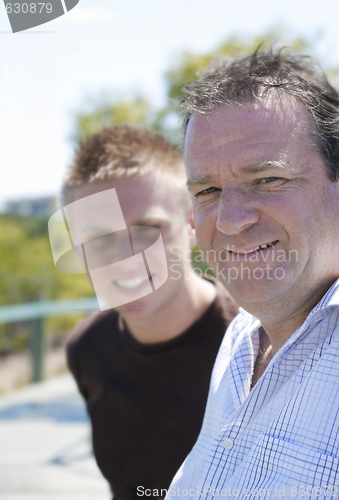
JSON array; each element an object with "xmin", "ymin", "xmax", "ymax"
[{"xmin": 187, "ymin": 206, "xmax": 197, "ymax": 249}]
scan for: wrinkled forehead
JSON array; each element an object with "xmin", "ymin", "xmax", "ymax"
[{"xmin": 184, "ymin": 96, "xmax": 316, "ymax": 163}]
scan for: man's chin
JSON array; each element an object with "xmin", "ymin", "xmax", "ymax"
[{"xmin": 219, "ymin": 273, "xmax": 290, "ymax": 306}]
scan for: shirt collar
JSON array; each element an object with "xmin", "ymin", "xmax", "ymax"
[
  {"xmin": 235, "ymin": 278, "xmax": 339, "ymax": 356},
  {"xmin": 274, "ymin": 278, "xmax": 339, "ymax": 356},
  {"xmin": 308, "ymin": 278, "xmax": 339, "ymax": 315}
]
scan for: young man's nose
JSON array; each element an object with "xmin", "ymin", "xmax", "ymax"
[{"xmin": 83, "ymin": 230, "xmax": 133, "ymax": 270}]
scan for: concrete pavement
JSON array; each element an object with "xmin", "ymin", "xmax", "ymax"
[{"xmin": 0, "ymin": 373, "xmax": 111, "ymax": 500}]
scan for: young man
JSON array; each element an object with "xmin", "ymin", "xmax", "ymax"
[
  {"xmin": 61, "ymin": 125, "xmax": 239, "ymax": 500},
  {"xmin": 165, "ymin": 51, "xmax": 339, "ymax": 498}
]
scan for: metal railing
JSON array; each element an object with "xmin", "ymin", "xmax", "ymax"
[{"xmin": 0, "ymin": 298, "xmax": 99, "ymax": 382}]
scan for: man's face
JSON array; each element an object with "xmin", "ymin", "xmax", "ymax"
[
  {"xmin": 67, "ymin": 174, "xmax": 194, "ymax": 319},
  {"xmin": 185, "ymin": 99, "xmax": 339, "ymax": 313}
]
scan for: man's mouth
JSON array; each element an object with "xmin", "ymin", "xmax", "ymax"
[
  {"xmin": 113, "ymin": 276, "xmax": 151, "ymax": 289},
  {"xmin": 229, "ymin": 240, "xmax": 279, "ymax": 254}
]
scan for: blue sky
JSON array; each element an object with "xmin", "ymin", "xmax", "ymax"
[{"xmin": 1, "ymin": 0, "xmax": 339, "ymax": 206}]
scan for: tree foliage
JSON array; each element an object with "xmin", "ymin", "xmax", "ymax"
[
  {"xmin": 72, "ymin": 94, "xmax": 158, "ymax": 146},
  {"xmin": 0, "ymin": 215, "xmax": 93, "ymax": 307},
  {"xmin": 164, "ymin": 30, "xmax": 311, "ymax": 113},
  {"xmin": 71, "ymin": 27, "xmax": 339, "ymax": 146},
  {"xmin": 0, "ymin": 215, "xmax": 94, "ymax": 353}
]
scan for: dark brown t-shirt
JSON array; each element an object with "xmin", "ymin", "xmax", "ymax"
[{"xmin": 66, "ymin": 278, "xmax": 238, "ymax": 500}]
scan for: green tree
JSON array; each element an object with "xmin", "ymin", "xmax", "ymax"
[
  {"xmin": 71, "ymin": 93, "xmax": 159, "ymax": 146},
  {"xmin": 165, "ymin": 28, "xmax": 310, "ymax": 105},
  {"xmin": 161, "ymin": 27, "xmax": 339, "ymax": 143},
  {"xmin": 71, "ymin": 26, "xmax": 339, "ymax": 147},
  {"xmin": 0, "ymin": 215, "xmax": 93, "ymax": 306},
  {"xmin": 0, "ymin": 215, "xmax": 94, "ymax": 353}
]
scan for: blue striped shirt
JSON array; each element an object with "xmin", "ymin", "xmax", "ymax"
[{"xmin": 166, "ymin": 280, "xmax": 339, "ymax": 499}]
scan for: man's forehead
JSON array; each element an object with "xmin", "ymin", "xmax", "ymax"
[
  {"xmin": 184, "ymin": 100, "xmax": 316, "ymax": 176},
  {"xmin": 185, "ymin": 99, "xmax": 312, "ymax": 155}
]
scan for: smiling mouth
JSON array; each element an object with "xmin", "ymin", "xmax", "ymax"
[
  {"xmin": 229, "ymin": 240, "xmax": 279, "ymax": 254},
  {"xmin": 113, "ymin": 276, "xmax": 151, "ymax": 289}
]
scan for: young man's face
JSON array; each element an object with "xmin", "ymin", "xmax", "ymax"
[
  {"xmin": 185, "ymin": 99, "xmax": 339, "ymax": 316},
  {"xmin": 66, "ymin": 174, "xmax": 195, "ymax": 320}
]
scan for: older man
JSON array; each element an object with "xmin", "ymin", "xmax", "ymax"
[{"xmin": 166, "ymin": 51, "xmax": 339, "ymax": 498}]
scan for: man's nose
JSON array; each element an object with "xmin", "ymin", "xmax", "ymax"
[{"xmin": 216, "ymin": 187, "xmax": 260, "ymax": 236}]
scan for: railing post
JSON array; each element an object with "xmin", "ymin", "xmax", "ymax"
[
  {"xmin": 0, "ymin": 298, "xmax": 98, "ymax": 385},
  {"xmin": 30, "ymin": 317, "xmax": 44, "ymax": 382}
]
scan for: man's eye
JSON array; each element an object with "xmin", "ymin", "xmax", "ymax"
[
  {"xmin": 196, "ymin": 187, "xmax": 220, "ymax": 196},
  {"xmin": 258, "ymin": 177, "xmax": 281, "ymax": 184}
]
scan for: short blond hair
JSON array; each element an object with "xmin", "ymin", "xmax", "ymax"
[{"xmin": 62, "ymin": 125, "xmax": 190, "ymax": 215}]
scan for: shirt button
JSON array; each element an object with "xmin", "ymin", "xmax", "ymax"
[{"xmin": 222, "ymin": 438, "xmax": 233, "ymax": 450}]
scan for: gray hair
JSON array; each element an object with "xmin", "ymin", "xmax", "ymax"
[{"xmin": 181, "ymin": 50, "xmax": 339, "ymax": 181}]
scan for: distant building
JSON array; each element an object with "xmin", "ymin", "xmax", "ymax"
[{"xmin": 5, "ymin": 195, "xmax": 58, "ymax": 218}]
